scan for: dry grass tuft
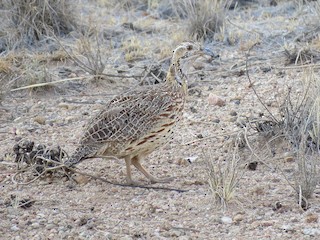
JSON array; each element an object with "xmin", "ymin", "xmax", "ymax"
[
  {"xmin": 246, "ymin": 44, "xmax": 320, "ymax": 208},
  {"xmin": 74, "ymin": 34, "xmax": 106, "ymax": 78},
  {"xmin": 205, "ymin": 141, "xmax": 244, "ymax": 210},
  {"xmin": 270, "ymin": 69, "xmax": 320, "ymax": 207},
  {"xmin": 178, "ymin": 0, "xmax": 230, "ymax": 40},
  {"xmin": 283, "ymin": 43, "xmax": 320, "ymax": 65},
  {"xmin": 122, "ymin": 36, "xmax": 152, "ymax": 62},
  {"xmin": 0, "ymin": 0, "xmax": 77, "ymax": 50},
  {"xmin": 0, "ymin": 56, "xmax": 14, "ymax": 104}
]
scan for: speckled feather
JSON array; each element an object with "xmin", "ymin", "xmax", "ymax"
[
  {"xmin": 66, "ymin": 62, "xmax": 186, "ymax": 166},
  {"xmin": 65, "ymin": 42, "xmax": 203, "ymax": 184}
]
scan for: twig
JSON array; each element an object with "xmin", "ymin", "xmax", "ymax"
[
  {"xmin": 273, "ymin": 63, "xmax": 320, "ymax": 70},
  {"xmin": 67, "ymin": 167, "xmax": 189, "ymax": 193},
  {"xmin": 10, "ymin": 76, "xmax": 86, "ymax": 92},
  {"xmin": 182, "ymin": 130, "xmax": 241, "ymax": 145},
  {"xmin": 50, "ymin": 35, "xmax": 143, "ymax": 79},
  {"xmin": 227, "ymin": 19, "xmax": 263, "ymax": 37},
  {"xmin": 8, "ymin": 155, "xmax": 189, "ymax": 193},
  {"xmin": 242, "ymin": 126, "xmax": 275, "ymax": 170},
  {"xmin": 245, "ymin": 43, "xmax": 279, "ymax": 123}
]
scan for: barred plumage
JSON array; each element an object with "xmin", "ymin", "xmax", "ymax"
[{"xmin": 65, "ymin": 42, "xmax": 210, "ymax": 185}]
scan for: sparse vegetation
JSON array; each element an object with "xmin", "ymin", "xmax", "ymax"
[
  {"xmin": 178, "ymin": 0, "xmax": 230, "ymax": 40},
  {"xmin": 71, "ymin": 31, "xmax": 107, "ymax": 79},
  {"xmin": 206, "ymin": 141, "xmax": 244, "ymax": 210},
  {"xmin": 281, "ymin": 69, "xmax": 320, "ymax": 206},
  {"xmin": 0, "ymin": 0, "xmax": 77, "ymax": 50},
  {"xmin": 1, "ymin": 0, "xmax": 320, "ymax": 238}
]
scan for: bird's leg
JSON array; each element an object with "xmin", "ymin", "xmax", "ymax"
[
  {"xmin": 124, "ymin": 157, "xmax": 141, "ymax": 185},
  {"xmin": 131, "ymin": 156, "xmax": 174, "ymax": 184}
]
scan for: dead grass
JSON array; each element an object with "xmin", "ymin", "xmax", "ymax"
[
  {"xmin": 205, "ymin": 141, "xmax": 244, "ymax": 210},
  {"xmin": 0, "ymin": 55, "xmax": 14, "ymax": 103},
  {"xmin": 122, "ymin": 36, "xmax": 152, "ymax": 62},
  {"xmin": 0, "ymin": 0, "xmax": 77, "ymax": 50},
  {"xmin": 178, "ymin": 0, "xmax": 230, "ymax": 40},
  {"xmin": 263, "ymin": 68, "xmax": 320, "ymax": 208},
  {"xmin": 283, "ymin": 43, "xmax": 320, "ymax": 65}
]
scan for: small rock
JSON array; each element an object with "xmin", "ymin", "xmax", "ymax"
[
  {"xmin": 31, "ymin": 222, "xmax": 40, "ymax": 229},
  {"xmin": 305, "ymin": 213, "xmax": 318, "ymax": 223},
  {"xmin": 273, "ymin": 201, "xmax": 282, "ymax": 211},
  {"xmin": 73, "ymin": 175, "xmax": 90, "ymax": 185},
  {"xmin": 196, "ymin": 134, "xmax": 203, "ymax": 139},
  {"xmin": 212, "ymin": 118, "xmax": 220, "ymax": 123},
  {"xmin": 284, "ymin": 152, "xmax": 294, "ymax": 162},
  {"xmin": 232, "ymin": 99, "xmax": 241, "ymax": 105},
  {"xmin": 46, "ymin": 223, "xmax": 56, "ymax": 230},
  {"xmin": 183, "ymin": 156, "xmax": 198, "ymax": 163},
  {"xmin": 281, "ymin": 224, "xmax": 294, "ymax": 232},
  {"xmin": 303, "ymin": 228, "xmax": 320, "ymax": 236},
  {"xmin": 233, "ymin": 214, "xmax": 244, "ymax": 223},
  {"xmin": 230, "ymin": 111, "xmax": 237, "ymax": 116},
  {"xmin": 65, "ymin": 116, "xmax": 76, "ymax": 124},
  {"xmin": 11, "ymin": 225, "xmax": 20, "ymax": 231},
  {"xmin": 247, "ymin": 161, "xmax": 258, "ymax": 171},
  {"xmin": 220, "ymin": 216, "xmax": 233, "ymax": 224},
  {"xmin": 33, "ymin": 116, "xmax": 46, "ymax": 125},
  {"xmin": 57, "ymin": 103, "xmax": 69, "ymax": 109},
  {"xmin": 170, "ymin": 229, "xmax": 184, "ymax": 237},
  {"xmin": 190, "ymin": 106, "xmax": 197, "ymax": 113},
  {"xmin": 177, "ymin": 158, "xmax": 189, "ymax": 166},
  {"xmin": 226, "ymin": 116, "xmax": 237, "ymax": 122},
  {"xmin": 208, "ymin": 93, "xmax": 226, "ymax": 107},
  {"xmin": 192, "ymin": 61, "xmax": 205, "ymax": 70}
]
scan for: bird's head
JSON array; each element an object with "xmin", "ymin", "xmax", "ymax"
[{"xmin": 167, "ymin": 42, "xmax": 215, "ymax": 90}]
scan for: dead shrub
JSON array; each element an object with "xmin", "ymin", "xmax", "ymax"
[
  {"xmin": 246, "ymin": 43, "xmax": 320, "ymax": 209},
  {"xmin": 56, "ymin": 29, "xmax": 108, "ymax": 80},
  {"xmin": 0, "ymin": 0, "xmax": 77, "ymax": 50},
  {"xmin": 282, "ymin": 69, "xmax": 320, "ymax": 206},
  {"xmin": 283, "ymin": 43, "xmax": 320, "ymax": 65}
]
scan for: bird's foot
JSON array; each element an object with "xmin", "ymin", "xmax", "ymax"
[
  {"xmin": 125, "ymin": 177, "xmax": 142, "ymax": 186},
  {"xmin": 150, "ymin": 176, "xmax": 174, "ymax": 184}
]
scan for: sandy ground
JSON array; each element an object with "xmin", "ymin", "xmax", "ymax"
[{"xmin": 1, "ymin": 0, "xmax": 320, "ymax": 239}]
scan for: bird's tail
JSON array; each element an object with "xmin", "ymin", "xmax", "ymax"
[{"xmin": 64, "ymin": 145, "xmax": 97, "ymax": 167}]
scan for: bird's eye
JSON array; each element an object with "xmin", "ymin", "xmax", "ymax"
[{"xmin": 187, "ymin": 45, "xmax": 193, "ymax": 50}]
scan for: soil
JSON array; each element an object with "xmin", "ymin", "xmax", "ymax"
[{"xmin": 1, "ymin": 1, "xmax": 320, "ymax": 239}]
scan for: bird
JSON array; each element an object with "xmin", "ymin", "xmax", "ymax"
[{"xmin": 64, "ymin": 42, "xmax": 213, "ymax": 185}]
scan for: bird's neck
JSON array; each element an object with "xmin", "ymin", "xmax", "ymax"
[{"xmin": 166, "ymin": 59, "xmax": 188, "ymax": 94}]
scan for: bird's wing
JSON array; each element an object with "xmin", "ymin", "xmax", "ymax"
[{"xmin": 80, "ymin": 88, "xmax": 175, "ymax": 145}]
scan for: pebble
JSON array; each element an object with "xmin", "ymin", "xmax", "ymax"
[
  {"xmin": 233, "ymin": 99, "xmax": 241, "ymax": 105},
  {"xmin": 280, "ymin": 224, "xmax": 294, "ymax": 232},
  {"xmin": 46, "ymin": 223, "xmax": 56, "ymax": 230},
  {"xmin": 73, "ymin": 175, "xmax": 90, "ymax": 185},
  {"xmin": 305, "ymin": 213, "xmax": 318, "ymax": 223},
  {"xmin": 33, "ymin": 116, "xmax": 46, "ymax": 125},
  {"xmin": 226, "ymin": 116, "xmax": 237, "ymax": 122},
  {"xmin": 31, "ymin": 222, "xmax": 40, "ymax": 229},
  {"xmin": 207, "ymin": 93, "xmax": 226, "ymax": 107},
  {"xmin": 57, "ymin": 103, "xmax": 70, "ymax": 109},
  {"xmin": 212, "ymin": 118, "xmax": 220, "ymax": 123},
  {"xmin": 230, "ymin": 111, "xmax": 237, "ymax": 116},
  {"xmin": 65, "ymin": 116, "xmax": 76, "ymax": 123},
  {"xmin": 220, "ymin": 216, "xmax": 233, "ymax": 224},
  {"xmin": 283, "ymin": 152, "xmax": 294, "ymax": 162},
  {"xmin": 233, "ymin": 214, "xmax": 244, "ymax": 223},
  {"xmin": 11, "ymin": 225, "xmax": 20, "ymax": 231},
  {"xmin": 303, "ymin": 228, "xmax": 320, "ymax": 236}
]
